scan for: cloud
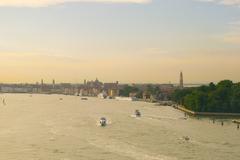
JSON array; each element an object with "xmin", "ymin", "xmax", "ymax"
[
  {"xmin": 195, "ymin": 0, "xmax": 240, "ymax": 7},
  {"xmin": 0, "ymin": 0, "xmax": 151, "ymax": 7}
]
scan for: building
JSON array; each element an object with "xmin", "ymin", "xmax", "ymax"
[
  {"xmin": 52, "ymin": 79, "xmax": 55, "ymax": 89},
  {"xmin": 103, "ymin": 81, "xmax": 119, "ymax": 98},
  {"xmin": 79, "ymin": 78, "xmax": 103, "ymax": 96},
  {"xmin": 180, "ymin": 71, "xmax": 184, "ymax": 89}
]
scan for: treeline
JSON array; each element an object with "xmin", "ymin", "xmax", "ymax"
[
  {"xmin": 119, "ymin": 85, "xmax": 162, "ymax": 99},
  {"xmin": 119, "ymin": 85, "xmax": 142, "ymax": 98},
  {"xmin": 172, "ymin": 80, "xmax": 240, "ymax": 113}
]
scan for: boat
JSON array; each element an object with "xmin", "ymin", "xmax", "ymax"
[
  {"xmin": 135, "ymin": 110, "xmax": 141, "ymax": 117},
  {"xmin": 183, "ymin": 136, "xmax": 190, "ymax": 141},
  {"xmin": 99, "ymin": 117, "xmax": 107, "ymax": 127},
  {"xmin": 81, "ymin": 97, "xmax": 88, "ymax": 100},
  {"xmin": 232, "ymin": 120, "xmax": 240, "ymax": 124}
]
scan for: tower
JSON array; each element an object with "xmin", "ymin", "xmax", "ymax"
[
  {"xmin": 41, "ymin": 79, "xmax": 44, "ymax": 92},
  {"xmin": 52, "ymin": 79, "xmax": 55, "ymax": 89},
  {"xmin": 41, "ymin": 79, "xmax": 44, "ymax": 87},
  {"xmin": 180, "ymin": 71, "xmax": 184, "ymax": 89}
]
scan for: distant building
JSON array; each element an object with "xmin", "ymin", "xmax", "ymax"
[
  {"xmin": 142, "ymin": 91, "xmax": 151, "ymax": 101},
  {"xmin": 80, "ymin": 78, "xmax": 103, "ymax": 96},
  {"xmin": 41, "ymin": 79, "xmax": 44, "ymax": 86},
  {"xmin": 1, "ymin": 85, "xmax": 32, "ymax": 93},
  {"xmin": 180, "ymin": 71, "xmax": 184, "ymax": 89},
  {"xmin": 103, "ymin": 81, "xmax": 119, "ymax": 98},
  {"xmin": 52, "ymin": 79, "xmax": 55, "ymax": 89}
]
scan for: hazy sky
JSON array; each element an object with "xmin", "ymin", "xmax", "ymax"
[{"xmin": 0, "ymin": 0, "xmax": 240, "ymax": 84}]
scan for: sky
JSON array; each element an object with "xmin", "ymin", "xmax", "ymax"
[{"xmin": 0, "ymin": 0, "xmax": 240, "ymax": 84}]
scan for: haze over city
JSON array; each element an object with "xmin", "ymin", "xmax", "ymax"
[{"xmin": 0, "ymin": 0, "xmax": 240, "ymax": 83}]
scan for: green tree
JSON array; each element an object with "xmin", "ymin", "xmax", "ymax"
[
  {"xmin": 119, "ymin": 85, "xmax": 139, "ymax": 97},
  {"xmin": 184, "ymin": 90, "xmax": 208, "ymax": 112},
  {"xmin": 171, "ymin": 88, "xmax": 193, "ymax": 104},
  {"xmin": 230, "ymin": 83, "xmax": 240, "ymax": 113},
  {"xmin": 171, "ymin": 80, "xmax": 240, "ymax": 113}
]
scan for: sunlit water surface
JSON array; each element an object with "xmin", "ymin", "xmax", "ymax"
[{"xmin": 0, "ymin": 94, "xmax": 239, "ymax": 160}]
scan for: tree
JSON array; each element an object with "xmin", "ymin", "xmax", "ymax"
[
  {"xmin": 184, "ymin": 90, "xmax": 208, "ymax": 112},
  {"xmin": 230, "ymin": 83, "xmax": 240, "ymax": 113},
  {"xmin": 171, "ymin": 88, "xmax": 193, "ymax": 104},
  {"xmin": 119, "ymin": 85, "xmax": 140, "ymax": 97},
  {"xmin": 171, "ymin": 80, "xmax": 240, "ymax": 113}
]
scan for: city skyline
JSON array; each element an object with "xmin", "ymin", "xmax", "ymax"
[{"xmin": 0, "ymin": 0, "xmax": 240, "ymax": 83}]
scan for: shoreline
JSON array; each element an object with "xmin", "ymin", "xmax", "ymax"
[
  {"xmin": 175, "ymin": 105, "xmax": 240, "ymax": 117},
  {"xmin": 2, "ymin": 92, "xmax": 240, "ymax": 118}
]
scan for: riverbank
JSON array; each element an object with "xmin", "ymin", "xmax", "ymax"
[{"xmin": 175, "ymin": 105, "xmax": 240, "ymax": 117}]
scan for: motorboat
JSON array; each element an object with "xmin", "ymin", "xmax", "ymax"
[
  {"xmin": 135, "ymin": 110, "xmax": 141, "ymax": 117},
  {"xmin": 183, "ymin": 136, "xmax": 190, "ymax": 141},
  {"xmin": 99, "ymin": 117, "xmax": 107, "ymax": 127},
  {"xmin": 81, "ymin": 97, "xmax": 88, "ymax": 100},
  {"xmin": 232, "ymin": 120, "xmax": 240, "ymax": 124}
]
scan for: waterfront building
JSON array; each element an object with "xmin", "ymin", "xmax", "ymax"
[
  {"xmin": 103, "ymin": 81, "xmax": 119, "ymax": 98},
  {"xmin": 79, "ymin": 78, "xmax": 103, "ymax": 96}
]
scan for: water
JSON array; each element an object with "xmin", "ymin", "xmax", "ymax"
[{"xmin": 0, "ymin": 94, "xmax": 239, "ymax": 160}]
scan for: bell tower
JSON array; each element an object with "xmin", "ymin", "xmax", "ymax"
[{"xmin": 180, "ymin": 71, "xmax": 184, "ymax": 89}]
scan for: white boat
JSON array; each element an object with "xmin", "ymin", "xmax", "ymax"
[{"xmin": 99, "ymin": 117, "xmax": 107, "ymax": 126}]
